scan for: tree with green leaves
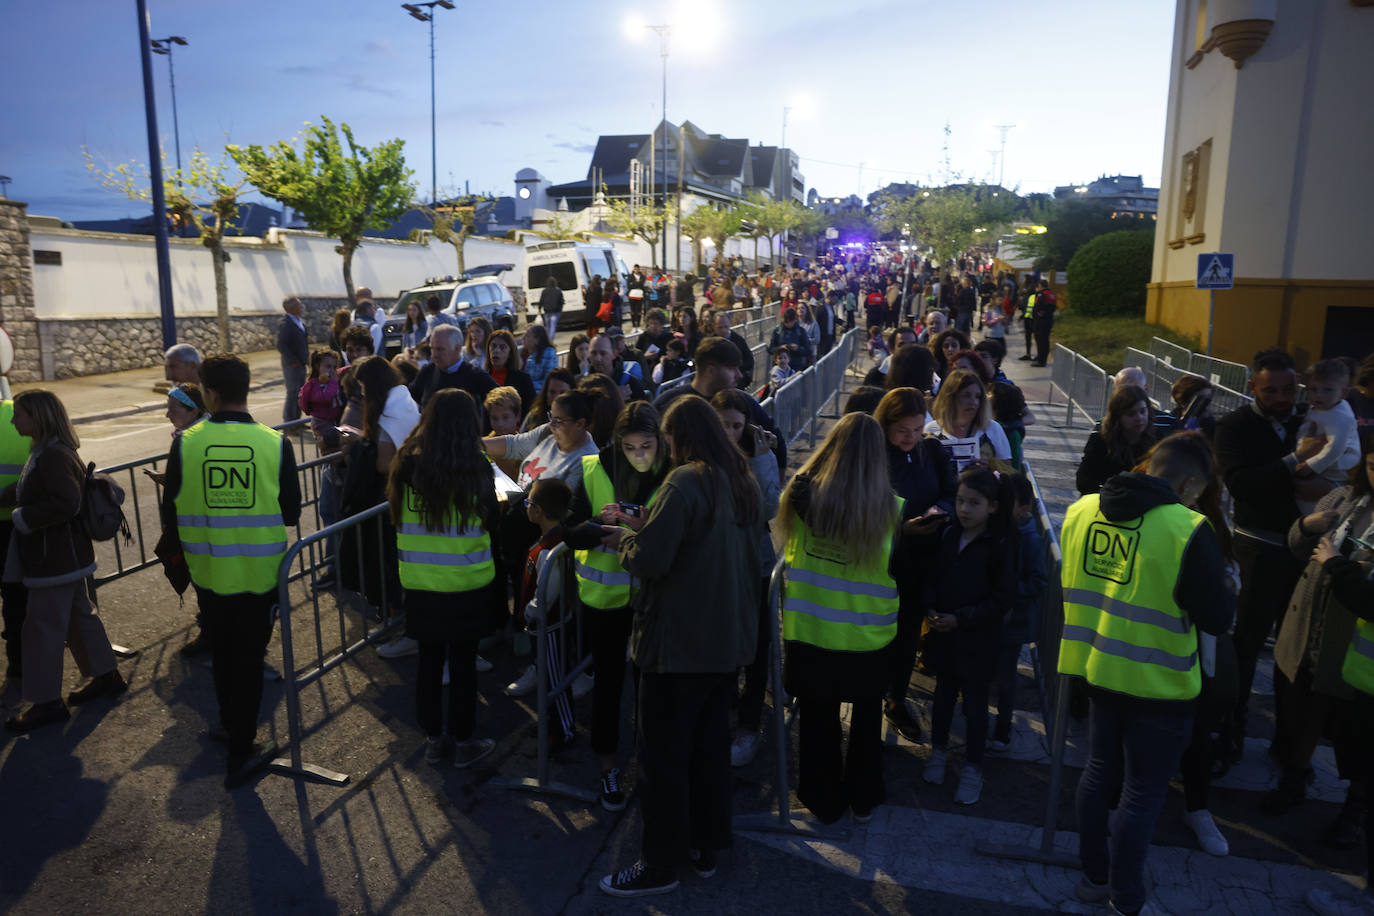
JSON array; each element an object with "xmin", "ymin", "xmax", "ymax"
[
  {"xmin": 735, "ymin": 191, "xmax": 776, "ymax": 268},
  {"xmin": 1016, "ymin": 199, "xmax": 1129, "ymax": 270},
  {"xmin": 229, "ymin": 117, "xmax": 413, "ymax": 306},
  {"xmin": 678, "ymin": 202, "xmax": 742, "ymax": 272},
  {"xmin": 532, "ymin": 210, "xmax": 585, "ymax": 240},
  {"xmin": 600, "ymin": 185, "xmax": 673, "ymax": 255},
  {"xmin": 414, "ymin": 193, "xmax": 491, "ymax": 276},
  {"xmin": 85, "ymin": 146, "xmax": 249, "ymax": 350},
  {"xmin": 872, "ymin": 186, "xmax": 997, "ymax": 267}
]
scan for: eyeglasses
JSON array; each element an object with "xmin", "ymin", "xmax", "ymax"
[{"xmin": 548, "ymin": 416, "xmax": 576, "ymax": 428}]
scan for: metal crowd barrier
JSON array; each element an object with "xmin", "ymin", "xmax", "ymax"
[
  {"xmin": 1045, "ymin": 343, "xmax": 1108, "ymax": 429},
  {"xmin": 493, "ymin": 543, "xmax": 597, "ymax": 803},
  {"xmin": 760, "ymin": 328, "xmax": 863, "ymax": 448},
  {"xmin": 1148, "ymin": 335, "xmax": 1192, "ymax": 370},
  {"xmin": 733, "ymin": 556, "xmax": 848, "ymax": 841},
  {"xmin": 977, "ymin": 458, "xmax": 1077, "ymax": 868},
  {"xmin": 269, "ymin": 501, "xmax": 398, "ymax": 786}
]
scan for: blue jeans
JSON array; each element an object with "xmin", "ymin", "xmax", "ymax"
[{"xmin": 1075, "ymin": 690, "xmax": 1193, "ymax": 914}]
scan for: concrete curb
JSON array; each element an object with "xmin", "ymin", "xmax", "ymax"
[{"xmin": 70, "ymin": 377, "xmax": 285, "ymax": 426}]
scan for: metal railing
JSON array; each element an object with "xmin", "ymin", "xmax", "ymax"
[
  {"xmin": 1122, "ymin": 340, "xmax": 1254, "ymax": 416},
  {"xmin": 1148, "ymin": 335, "xmax": 1192, "ymax": 370},
  {"xmin": 977, "ymin": 458, "xmax": 1076, "ymax": 868},
  {"xmin": 1045, "ymin": 343, "xmax": 1108, "ymax": 428},
  {"xmin": 493, "ymin": 543, "xmax": 597, "ymax": 803},
  {"xmin": 761, "ymin": 327, "xmax": 864, "ymax": 448}
]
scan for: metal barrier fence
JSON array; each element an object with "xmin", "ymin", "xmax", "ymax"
[
  {"xmin": 762, "ymin": 328, "xmax": 864, "ymax": 448},
  {"xmin": 1148, "ymin": 335, "xmax": 1192, "ymax": 370},
  {"xmin": 1045, "ymin": 343, "xmax": 1109, "ymax": 429},
  {"xmin": 493, "ymin": 543, "xmax": 597, "ymax": 803}
]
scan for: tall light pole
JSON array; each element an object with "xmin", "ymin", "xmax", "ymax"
[
  {"xmin": 402, "ymin": 1, "xmax": 455, "ymax": 206},
  {"xmin": 995, "ymin": 123, "xmax": 1015, "ymax": 188},
  {"xmin": 781, "ymin": 105, "xmax": 791, "ymax": 150},
  {"xmin": 638, "ymin": 23, "xmax": 672, "ymax": 271},
  {"xmin": 136, "ymin": 0, "xmax": 177, "ymax": 350},
  {"xmin": 149, "ymin": 36, "xmax": 188, "ymax": 182}
]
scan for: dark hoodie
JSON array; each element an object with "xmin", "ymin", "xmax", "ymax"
[{"xmin": 1094, "ymin": 473, "xmax": 1235, "ymax": 639}]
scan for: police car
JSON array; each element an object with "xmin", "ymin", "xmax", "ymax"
[{"xmin": 382, "ymin": 264, "xmax": 517, "ymax": 357}]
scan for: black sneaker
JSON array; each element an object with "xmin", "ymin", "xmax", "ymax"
[
  {"xmin": 884, "ymin": 700, "xmax": 923, "ymax": 743},
  {"xmin": 600, "ymin": 767, "xmax": 627, "ymax": 812},
  {"xmin": 224, "ymin": 739, "xmax": 279, "ymax": 789},
  {"xmin": 1260, "ymin": 768, "xmax": 1309, "ymax": 816},
  {"xmin": 1322, "ymin": 800, "xmax": 1366, "ymax": 849},
  {"xmin": 599, "ymin": 860, "xmax": 678, "ymax": 897},
  {"xmin": 689, "ymin": 847, "xmax": 717, "ymax": 878},
  {"xmin": 179, "ymin": 631, "xmax": 212, "ymax": 657}
]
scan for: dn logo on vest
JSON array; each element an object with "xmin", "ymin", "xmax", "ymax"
[
  {"xmin": 203, "ymin": 445, "xmax": 256, "ymax": 509},
  {"xmin": 1083, "ymin": 521, "xmax": 1138, "ymax": 585}
]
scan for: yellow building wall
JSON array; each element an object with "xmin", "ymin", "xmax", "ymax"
[{"xmin": 1147, "ymin": 278, "xmax": 1374, "ymax": 366}]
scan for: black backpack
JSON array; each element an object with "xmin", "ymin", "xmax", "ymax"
[{"xmin": 81, "ymin": 462, "xmax": 133, "ymax": 544}]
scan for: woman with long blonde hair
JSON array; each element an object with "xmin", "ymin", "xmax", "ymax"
[
  {"xmin": 775, "ymin": 412, "xmax": 902, "ymax": 824},
  {"xmin": 925, "ymin": 367, "xmax": 1013, "ymax": 470}
]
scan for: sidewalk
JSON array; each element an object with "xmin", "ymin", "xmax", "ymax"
[{"xmin": 11, "ymin": 350, "xmax": 286, "ymax": 425}]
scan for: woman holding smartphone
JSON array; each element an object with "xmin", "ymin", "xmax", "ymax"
[{"xmin": 562, "ymin": 402, "xmax": 669, "ymax": 812}]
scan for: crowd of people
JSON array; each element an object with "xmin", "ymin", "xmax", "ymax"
[{"xmin": 4, "ymin": 243, "xmax": 1373, "ymax": 913}]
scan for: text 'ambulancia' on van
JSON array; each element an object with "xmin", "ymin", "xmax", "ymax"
[{"xmin": 524, "ymin": 240, "xmax": 630, "ymax": 329}]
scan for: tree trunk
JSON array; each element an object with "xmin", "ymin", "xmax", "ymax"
[
  {"xmin": 210, "ymin": 239, "xmax": 230, "ymax": 351},
  {"xmin": 753, "ymin": 235, "xmax": 760, "ymax": 269},
  {"xmin": 341, "ymin": 241, "xmax": 357, "ymax": 306},
  {"xmin": 456, "ymin": 229, "xmax": 467, "ymax": 276}
]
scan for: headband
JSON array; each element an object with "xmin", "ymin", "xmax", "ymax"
[{"xmin": 169, "ymin": 387, "xmax": 197, "ymax": 410}]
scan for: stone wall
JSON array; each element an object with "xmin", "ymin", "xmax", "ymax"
[
  {"xmin": 0, "ymin": 200, "xmax": 41, "ymax": 382},
  {"xmin": 35, "ymin": 297, "xmax": 394, "ymax": 379}
]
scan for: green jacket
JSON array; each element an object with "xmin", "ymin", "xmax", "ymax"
[{"xmin": 619, "ymin": 464, "xmax": 765, "ymax": 674}]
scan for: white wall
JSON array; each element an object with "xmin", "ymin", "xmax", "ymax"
[{"xmin": 28, "ymin": 227, "xmax": 527, "ymax": 319}]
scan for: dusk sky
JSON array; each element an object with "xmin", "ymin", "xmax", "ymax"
[{"xmin": 5, "ymin": 0, "xmax": 1176, "ymax": 220}]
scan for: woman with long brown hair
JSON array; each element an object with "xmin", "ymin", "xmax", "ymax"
[
  {"xmin": 597, "ymin": 396, "xmax": 763, "ymax": 897},
  {"xmin": 387, "ymin": 389, "xmax": 503, "ymax": 768},
  {"xmin": 1076, "ymin": 385, "xmax": 1157, "ymax": 495}
]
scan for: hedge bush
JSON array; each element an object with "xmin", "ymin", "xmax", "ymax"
[{"xmin": 1065, "ymin": 229, "xmax": 1153, "ymax": 317}]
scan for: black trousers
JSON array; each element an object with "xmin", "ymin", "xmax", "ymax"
[
  {"xmin": 886, "ymin": 602, "xmax": 924, "ymax": 704},
  {"xmin": 637, "ymin": 671, "xmax": 734, "ymax": 866},
  {"xmin": 583, "ymin": 605, "xmax": 635, "ymax": 757},
  {"xmin": 796, "ymin": 696, "xmax": 885, "ymax": 823},
  {"xmin": 1231, "ymin": 534, "xmax": 1303, "ymax": 740},
  {"xmin": 0, "ymin": 520, "xmax": 28, "ymax": 678},
  {"xmin": 737, "ymin": 577, "xmax": 772, "ymax": 733},
  {"xmin": 197, "ymin": 588, "xmax": 275, "ymax": 759},
  {"xmin": 1033, "ymin": 321, "xmax": 1052, "ymax": 362},
  {"xmin": 416, "ymin": 637, "xmax": 478, "ymax": 740},
  {"xmin": 1022, "ymin": 320, "xmax": 1034, "ymax": 356}
]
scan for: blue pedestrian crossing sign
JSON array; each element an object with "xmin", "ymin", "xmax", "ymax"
[{"xmin": 1196, "ymin": 252, "xmax": 1234, "ymax": 290}]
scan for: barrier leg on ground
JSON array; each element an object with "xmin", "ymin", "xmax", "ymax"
[
  {"xmin": 733, "ymin": 557, "xmax": 849, "ymax": 841},
  {"xmin": 494, "ymin": 544, "xmax": 599, "ymax": 804}
]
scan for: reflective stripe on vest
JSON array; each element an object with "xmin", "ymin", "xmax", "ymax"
[
  {"xmin": 0, "ymin": 402, "xmax": 32, "ymax": 523},
  {"xmin": 396, "ymin": 484, "xmax": 495, "ymax": 593},
  {"xmin": 782, "ymin": 498, "xmax": 900, "ymax": 653},
  {"xmin": 1342, "ymin": 619, "xmax": 1374, "ymax": 696},
  {"xmin": 172, "ymin": 420, "xmax": 287, "ymax": 596},
  {"xmin": 572, "ymin": 455, "xmax": 655, "ymax": 609},
  {"xmin": 1057, "ymin": 493, "xmax": 1204, "ymax": 701}
]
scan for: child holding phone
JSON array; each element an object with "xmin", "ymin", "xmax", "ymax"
[{"xmin": 917, "ymin": 467, "xmax": 1018, "ymax": 806}]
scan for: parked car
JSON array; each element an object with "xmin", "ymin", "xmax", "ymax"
[
  {"xmin": 382, "ymin": 264, "xmax": 516, "ymax": 357},
  {"xmin": 523, "ymin": 240, "xmax": 630, "ymax": 328}
]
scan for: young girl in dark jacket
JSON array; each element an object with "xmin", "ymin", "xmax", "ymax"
[{"xmin": 916, "ymin": 467, "xmax": 1018, "ymax": 806}]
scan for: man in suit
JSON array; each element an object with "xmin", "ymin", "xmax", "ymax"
[
  {"xmin": 277, "ymin": 296, "xmax": 309, "ymax": 423},
  {"xmin": 1214, "ymin": 348, "xmax": 1331, "ymax": 767},
  {"xmin": 408, "ymin": 324, "xmax": 496, "ymax": 413}
]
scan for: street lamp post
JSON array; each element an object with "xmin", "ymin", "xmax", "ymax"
[
  {"xmin": 149, "ymin": 36, "xmax": 188, "ymax": 182},
  {"xmin": 135, "ymin": 0, "xmax": 177, "ymax": 351},
  {"xmin": 402, "ymin": 1, "xmax": 455, "ymax": 206},
  {"xmin": 642, "ymin": 24, "xmax": 672, "ymax": 272}
]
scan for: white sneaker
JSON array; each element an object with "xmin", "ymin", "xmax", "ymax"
[
  {"xmin": 730, "ymin": 732, "xmax": 760, "ymax": 767},
  {"xmin": 954, "ymin": 764, "xmax": 983, "ymax": 805},
  {"xmin": 572, "ymin": 672, "xmax": 594, "ymax": 700},
  {"xmin": 1183, "ymin": 809, "xmax": 1229, "ymax": 857},
  {"xmin": 1306, "ymin": 887, "xmax": 1374, "ymax": 916},
  {"xmin": 923, "ymin": 747, "xmax": 948, "ymax": 785},
  {"xmin": 505, "ymin": 665, "xmax": 537, "ymax": 697},
  {"xmin": 377, "ymin": 635, "xmax": 419, "ymax": 658},
  {"xmin": 475, "ymin": 655, "xmax": 493, "ymax": 673}
]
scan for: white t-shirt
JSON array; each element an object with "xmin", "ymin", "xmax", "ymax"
[
  {"xmin": 1301, "ymin": 401, "xmax": 1360, "ymax": 482},
  {"xmin": 924, "ymin": 417, "xmax": 1013, "ymax": 470}
]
